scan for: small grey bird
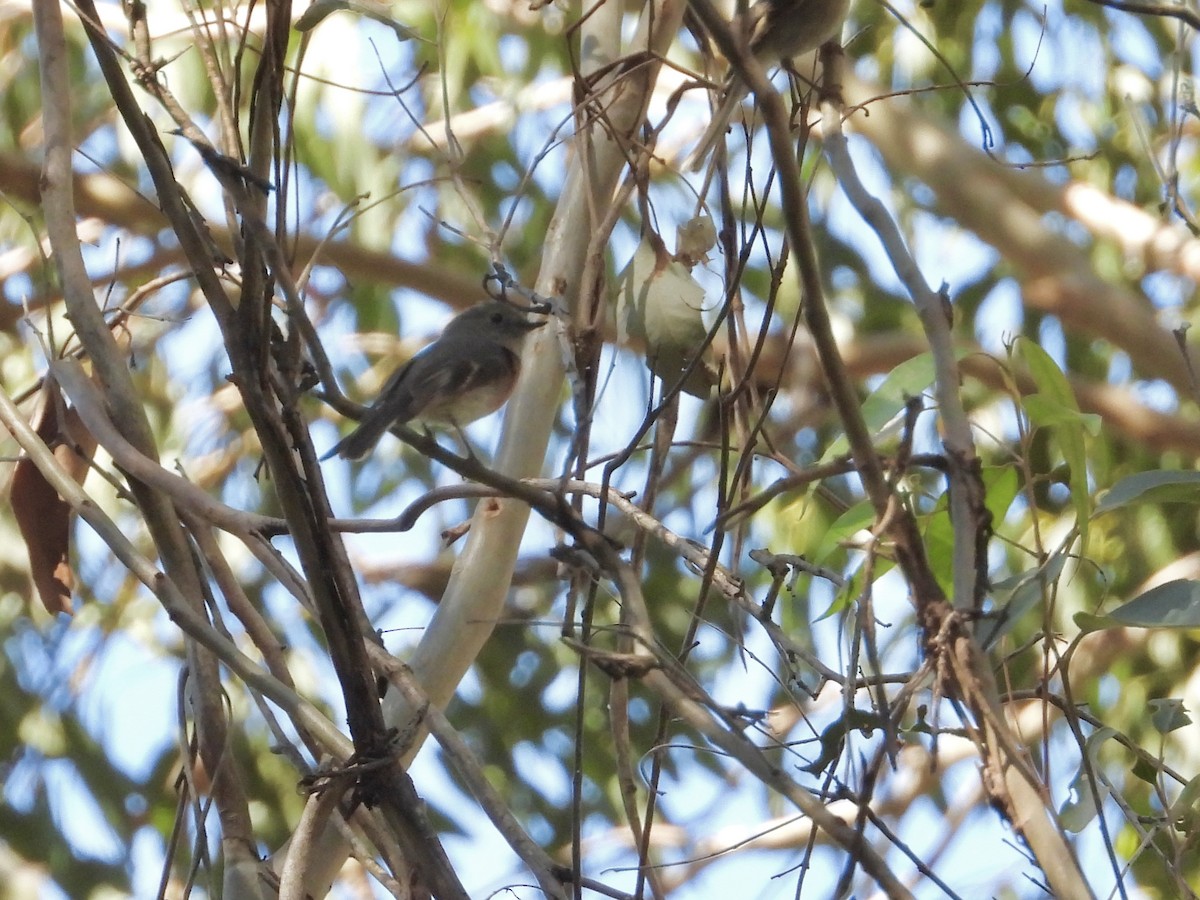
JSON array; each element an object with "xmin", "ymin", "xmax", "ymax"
[
  {"xmin": 325, "ymin": 301, "xmax": 545, "ymax": 460},
  {"xmin": 686, "ymin": 0, "xmax": 851, "ymax": 172}
]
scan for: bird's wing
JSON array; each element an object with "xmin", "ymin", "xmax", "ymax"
[
  {"xmin": 398, "ymin": 340, "xmax": 520, "ymax": 423},
  {"xmin": 326, "ymin": 340, "xmax": 521, "ymax": 460}
]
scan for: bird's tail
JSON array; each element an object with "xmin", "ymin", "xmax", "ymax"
[{"xmin": 321, "ymin": 412, "xmax": 392, "ymax": 461}]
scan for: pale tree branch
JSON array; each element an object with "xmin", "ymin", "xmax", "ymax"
[
  {"xmin": 0, "ymin": 377, "xmax": 354, "ymax": 761},
  {"xmin": 827, "ymin": 55, "xmax": 1093, "ymax": 900},
  {"xmin": 841, "ymin": 72, "xmax": 1198, "ymax": 396},
  {"xmin": 69, "ymin": 1, "xmax": 474, "ymax": 893},
  {"xmin": 371, "ymin": 650, "xmax": 573, "ymax": 900},
  {"xmin": 1081, "ymin": 0, "xmax": 1200, "ymax": 30},
  {"xmin": 31, "ymin": 3, "xmax": 264, "ymax": 894},
  {"xmin": 820, "ymin": 84, "xmax": 985, "ymax": 612},
  {"xmin": 685, "ymin": 4, "xmax": 1095, "ymax": 897},
  {"xmin": 543, "ymin": 491, "xmax": 914, "ymax": 894},
  {"xmin": 370, "ymin": 0, "xmax": 693, "ymax": 785}
]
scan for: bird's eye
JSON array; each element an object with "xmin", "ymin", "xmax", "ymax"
[{"xmin": 491, "ymin": 311, "xmax": 504, "ymax": 324}]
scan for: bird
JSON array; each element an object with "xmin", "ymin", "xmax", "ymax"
[
  {"xmin": 324, "ymin": 301, "xmax": 546, "ymax": 460},
  {"xmin": 686, "ymin": 0, "xmax": 851, "ymax": 172}
]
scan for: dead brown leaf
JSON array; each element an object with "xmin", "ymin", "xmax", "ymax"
[{"xmin": 10, "ymin": 375, "xmax": 98, "ymax": 615}]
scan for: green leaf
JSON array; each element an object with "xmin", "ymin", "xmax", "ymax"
[
  {"xmin": 1085, "ymin": 725, "xmax": 1119, "ymax": 758},
  {"xmin": 978, "ymin": 552, "xmax": 1068, "ymax": 648},
  {"xmin": 1022, "ymin": 395, "xmax": 1101, "ymax": 435},
  {"xmin": 920, "ymin": 496, "xmax": 955, "ymax": 596},
  {"xmin": 820, "ymin": 353, "xmax": 936, "ymax": 462},
  {"xmin": 1132, "ymin": 757, "xmax": 1159, "ymax": 785},
  {"xmin": 815, "ymin": 577, "xmax": 857, "ymax": 621},
  {"xmin": 1074, "ymin": 612, "xmax": 1110, "ymax": 634},
  {"xmin": 1096, "ymin": 470, "xmax": 1200, "ymax": 515},
  {"xmin": 811, "ymin": 499, "xmax": 874, "ymax": 565},
  {"xmin": 1058, "ymin": 724, "xmax": 1119, "ymax": 831},
  {"xmin": 1018, "ymin": 339, "xmax": 1092, "ymax": 553},
  {"xmin": 1060, "ymin": 770, "xmax": 1105, "ymax": 833},
  {"xmin": 983, "ymin": 464, "xmax": 1021, "ymax": 530},
  {"xmin": 1149, "ymin": 698, "xmax": 1191, "ymax": 734},
  {"xmin": 1074, "ymin": 580, "xmax": 1200, "ymax": 630},
  {"xmin": 1170, "ymin": 775, "xmax": 1200, "ymax": 823}
]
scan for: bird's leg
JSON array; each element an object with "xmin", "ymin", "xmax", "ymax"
[{"xmin": 447, "ymin": 418, "xmax": 481, "ymax": 463}]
